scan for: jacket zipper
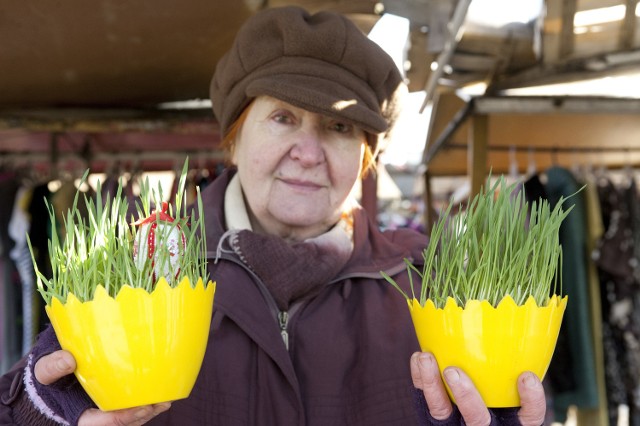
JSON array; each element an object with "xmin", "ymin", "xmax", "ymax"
[
  {"xmin": 213, "ymin": 248, "xmax": 299, "ymax": 351},
  {"xmin": 278, "ymin": 310, "xmax": 289, "ymax": 350},
  {"xmin": 211, "ymin": 250, "xmax": 402, "ymax": 353}
]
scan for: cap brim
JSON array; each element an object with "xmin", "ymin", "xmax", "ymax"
[{"xmin": 246, "ymin": 74, "xmax": 388, "ymax": 135}]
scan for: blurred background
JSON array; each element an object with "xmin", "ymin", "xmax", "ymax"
[{"xmin": 2, "ymin": 1, "xmax": 640, "ymax": 424}]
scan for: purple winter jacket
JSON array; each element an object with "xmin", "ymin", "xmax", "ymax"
[{"xmin": 1, "ymin": 168, "xmax": 430, "ymax": 425}]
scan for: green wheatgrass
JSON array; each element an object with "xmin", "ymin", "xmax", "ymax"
[
  {"xmin": 382, "ymin": 175, "xmax": 575, "ymax": 308},
  {"xmin": 28, "ymin": 159, "xmax": 209, "ymax": 305}
]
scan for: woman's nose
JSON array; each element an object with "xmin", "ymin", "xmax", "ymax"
[{"xmin": 289, "ymin": 128, "xmax": 325, "ymax": 166}]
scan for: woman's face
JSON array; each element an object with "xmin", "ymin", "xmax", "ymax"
[{"xmin": 232, "ymin": 96, "xmax": 366, "ymax": 241}]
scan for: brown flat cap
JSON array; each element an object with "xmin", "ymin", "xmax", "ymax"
[{"xmin": 210, "ymin": 6, "xmax": 405, "ymax": 148}]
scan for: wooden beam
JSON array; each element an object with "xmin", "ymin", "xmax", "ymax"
[
  {"xmin": 422, "ymin": 170, "xmax": 434, "ymax": 235},
  {"xmin": 0, "ymin": 108, "xmax": 218, "ymax": 134},
  {"xmin": 423, "ymin": 101, "xmax": 473, "ymax": 167},
  {"xmin": 560, "ymin": 0, "xmax": 577, "ymax": 58},
  {"xmin": 619, "ymin": 0, "xmax": 638, "ymax": 50},
  {"xmin": 491, "ymin": 48, "xmax": 640, "ymax": 91},
  {"xmin": 420, "ymin": 0, "xmax": 473, "ymax": 111},
  {"xmin": 543, "ymin": 0, "xmax": 574, "ymax": 63},
  {"xmin": 468, "ymin": 114, "xmax": 488, "ymax": 197},
  {"xmin": 474, "ymin": 96, "xmax": 640, "ymax": 114}
]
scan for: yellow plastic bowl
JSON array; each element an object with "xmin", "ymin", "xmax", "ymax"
[
  {"xmin": 409, "ymin": 294, "xmax": 567, "ymax": 407},
  {"xmin": 45, "ymin": 276, "xmax": 216, "ymax": 411}
]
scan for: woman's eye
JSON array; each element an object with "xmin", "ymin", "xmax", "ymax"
[
  {"xmin": 271, "ymin": 111, "xmax": 295, "ymax": 125},
  {"xmin": 329, "ymin": 122, "xmax": 353, "ymax": 134}
]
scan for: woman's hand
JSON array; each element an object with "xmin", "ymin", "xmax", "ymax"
[
  {"xmin": 35, "ymin": 350, "xmax": 171, "ymax": 426},
  {"xmin": 410, "ymin": 352, "xmax": 546, "ymax": 426}
]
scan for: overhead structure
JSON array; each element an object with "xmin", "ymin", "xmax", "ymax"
[
  {"xmin": 1, "ymin": 0, "xmax": 640, "ymax": 187},
  {"xmin": 421, "ymin": 0, "xmax": 640, "ymax": 186}
]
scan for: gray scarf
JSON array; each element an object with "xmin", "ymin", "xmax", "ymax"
[{"xmin": 221, "ymin": 174, "xmax": 355, "ymax": 310}]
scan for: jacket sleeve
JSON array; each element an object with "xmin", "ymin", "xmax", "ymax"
[
  {"xmin": 413, "ymin": 388, "xmax": 525, "ymax": 426},
  {"xmin": 0, "ymin": 326, "xmax": 95, "ymax": 426},
  {"xmin": 1, "ymin": 357, "xmax": 61, "ymax": 426},
  {"xmin": 0, "ymin": 357, "xmax": 26, "ymax": 425}
]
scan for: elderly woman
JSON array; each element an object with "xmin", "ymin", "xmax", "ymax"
[{"xmin": 0, "ymin": 6, "xmax": 545, "ymax": 426}]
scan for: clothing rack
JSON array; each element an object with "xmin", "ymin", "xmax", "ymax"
[
  {"xmin": 444, "ymin": 143, "xmax": 640, "ymax": 154},
  {"xmin": 0, "ymin": 150, "xmax": 225, "ymax": 164},
  {"xmin": 423, "ymin": 94, "xmax": 640, "ymax": 181},
  {"xmin": 0, "ymin": 150, "xmax": 226, "ymax": 176}
]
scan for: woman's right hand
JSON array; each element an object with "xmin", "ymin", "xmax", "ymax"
[
  {"xmin": 35, "ymin": 350, "xmax": 171, "ymax": 426},
  {"xmin": 411, "ymin": 352, "xmax": 546, "ymax": 426}
]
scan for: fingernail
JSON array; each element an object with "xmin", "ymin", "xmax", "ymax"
[
  {"xmin": 443, "ymin": 368, "xmax": 460, "ymax": 384},
  {"xmin": 154, "ymin": 402, "xmax": 172, "ymax": 413},
  {"xmin": 411, "ymin": 352, "xmax": 420, "ymax": 365},
  {"xmin": 56, "ymin": 357, "xmax": 70, "ymax": 371},
  {"xmin": 523, "ymin": 372, "xmax": 538, "ymax": 388},
  {"xmin": 418, "ymin": 353, "xmax": 433, "ymax": 369},
  {"xmin": 134, "ymin": 407, "xmax": 151, "ymax": 420}
]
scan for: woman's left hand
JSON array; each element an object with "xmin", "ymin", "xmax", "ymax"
[{"xmin": 410, "ymin": 352, "xmax": 546, "ymax": 426}]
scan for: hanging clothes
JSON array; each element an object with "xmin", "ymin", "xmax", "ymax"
[
  {"xmin": 8, "ymin": 186, "xmax": 37, "ymax": 356},
  {"xmin": 575, "ymin": 172, "xmax": 610, "ymax": 426},
  {"xmin": 524, "ymin": 173, "xmax": 566, "ymax": 426},
  {"xmin": 0, "ymin": 173, "xmax": 20, "ymax": 375},
  {"xmin": 26, "ymin": 182, "xmax": 53, "ymax": 295},
  {"xmin": 544, "ymin": 166, "xmax": 600, "ymax": 421},
  {"xmin": 594, "ymin": 176, "xmax": 640, "ymax": 426}
]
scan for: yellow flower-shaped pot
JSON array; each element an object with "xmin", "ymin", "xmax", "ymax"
[
  {"xmin": 45, "ymin": 277, "xmax": 216, "ymax": 411},
  {"xmin": 409, "ymin": 294, "xmax": 567, "ymax": 407}
]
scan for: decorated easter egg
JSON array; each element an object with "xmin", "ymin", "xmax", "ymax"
[{"xmin": 132, "ymin": 202, "xmax": 186, "ymax": 282}]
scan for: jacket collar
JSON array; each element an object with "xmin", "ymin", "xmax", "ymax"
[{"xmin": 224, "ymin": 173, "xmax": 252, "ymax": 231}]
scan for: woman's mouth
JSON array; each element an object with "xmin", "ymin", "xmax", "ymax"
[{"xmin": 279, "ymin": 178, "xmax": 324, "ymax": 192}]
